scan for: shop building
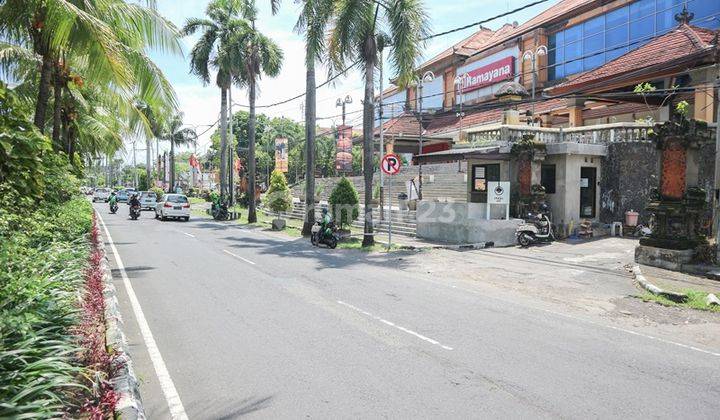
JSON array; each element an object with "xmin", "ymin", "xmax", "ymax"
[{"xmin": 376, "ymin": 0, "xmax": 719, "ymax": 243}]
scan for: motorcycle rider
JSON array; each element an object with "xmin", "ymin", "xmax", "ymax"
[
  {"xmin": 319, "ymin": 208, "xmax": 332, "ymax": 240},
  {"xmin": 108, "ymin": 191, "xmax": 118, "ymax": 212},
  {"xmin": 129, "ymin": 192, "xmax": 141, "ymax": 210}
]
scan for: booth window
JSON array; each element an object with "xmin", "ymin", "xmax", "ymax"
[
  {"xmin": 541, "ymin": 164, "xmax": 556, "ymax": 194},
  {"xmin": 472, "ymin": 164, "xmax": 500, "ymax": 193}
]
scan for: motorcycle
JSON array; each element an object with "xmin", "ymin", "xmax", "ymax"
[
  {"xmin": 129, "ymin": 204, "xmax": 141, "ymax": 220},
  {"xmin": 211, "ymin": 201, "xmax": 229, "ymax": 221},
  {"xmin": 311, "ymin": 221, "xmax": 338, "ymax": 249},
  {"xmin": 516, "ymin": 210, "xmax": 554, "ymax": 247},
  {"xmin": 109, "ymin": 202, "xmax": 118, "ymax": 214}
]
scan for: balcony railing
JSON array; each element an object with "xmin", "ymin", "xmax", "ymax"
[{"xmin": 465, "ymin": 122, "xmax": 656, "ymax": 146}]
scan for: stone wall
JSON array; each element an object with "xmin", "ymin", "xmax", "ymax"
[
  {"xmin": 600, "ymin": 142, "xmax": 660, "ymax": 224},
  {"xmin": 696, "ymin": 141, "xmax": 716, "ymax": 200}
]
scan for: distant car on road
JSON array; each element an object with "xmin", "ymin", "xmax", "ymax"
[
  {"xmin": 116, "ymin": 190, "xmax": 129, "ymax": 203},
  {"xmin": 155, "ymin": 194, "xmax": 190, "ymax": 221},
  {"xmin": 140, "ymin": 191, "xmax": 157, "ymax": 210},
  {"xmin": 92, "ymin": 188, "xmax": 111, "ymax": 202}
]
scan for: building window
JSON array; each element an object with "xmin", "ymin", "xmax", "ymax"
[
  {"xmin": 547, "ymin": 0, "xmax": 720, "ymax": 80},
  {"xmin": 472, "ymin": 164, "xmax": 500, "ymax": 192},
  {"xmin": 541, "ymin": 164, "xmax": 556, "ymax": 194}
]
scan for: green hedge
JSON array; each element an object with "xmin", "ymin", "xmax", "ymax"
[{"xmin": 0, "ymin": 197, "xmax": 94, "ymax": 417}]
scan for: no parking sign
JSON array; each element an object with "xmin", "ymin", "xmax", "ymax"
[{"xmin": 381, "ymin": 154, "xmax": 401, "ymax": 175}]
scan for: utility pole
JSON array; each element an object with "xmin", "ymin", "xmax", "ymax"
[
  {"xmin": 522, "ymin": 45, "xmax": 547, "ymax": 124},
  {"xmin": 714, "ymin": 76, "xmax": 720, "ymax": 262},
  {"xmin": 132, "ymin": 141, "xmax": 138, "ymax": 189},
  {"xmin": 228, "ymin": 86, "xmax": 235, "ymax": 206},
  {"xmin": 415, "ymin": 71, "xmax": 435, "ymax": 201}
]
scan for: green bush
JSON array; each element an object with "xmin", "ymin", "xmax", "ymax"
[
  {"xmin": 329, "ymin": 177, "xmax": 359, "ymax": 229},
  {"xmin": 266, "ymin": 170, "xmax": 292, "ymax": 215},
  {"xmin": 150, "ymin": 186, "xmax": 164, "ymax": 201}
]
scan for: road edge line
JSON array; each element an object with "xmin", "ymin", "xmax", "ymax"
[{"xmin": 97, "ymin": 211, "xmax": 189, "ymax": 420}]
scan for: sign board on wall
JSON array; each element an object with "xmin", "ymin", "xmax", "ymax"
[
  {"xmin": 458, "ymin": 56, "xmax": 515, "ymax": 92},
  {"xmin": 275, "ymin": 137, "xmax": 288, "ymax": 173},
  {"xmin": 335, "ymin": 125, "xmax": 353, "ymax": 173}
]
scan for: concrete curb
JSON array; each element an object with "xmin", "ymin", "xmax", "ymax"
[
  {"xmin": 630, "ymin": 265, "xmax": 688, "ymax": 303},
  {"xmin": 96, "ymin": 233, "xmax": 146, "ymax": 419}
]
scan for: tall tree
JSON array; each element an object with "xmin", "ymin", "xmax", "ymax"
[
  {"xmin": 272, "ymin": 0, "xmax": 333, "ymax": 233},
  {"xmin": 182, "ymin": 0, "xmax": 250, "ymax": 198},
  {"xmin": 329, "ymin": 0, "xmax": 429, "ymax": 246},
  {"xmin": 163, "ymin": 113, "xmax": 197, "ymax": 192},
  {"xmin": 235, "ymin": 0, "xmax": 283, "ymax": 223}
]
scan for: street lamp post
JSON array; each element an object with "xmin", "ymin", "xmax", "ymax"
[
  {"xmin": 415, "ymin": 70, "xmax": 434, "ymax": 201},
  {"xmin": 453, "ymin": 73, "xmax": 468, "ymax": 142},
  {"xmin": 336, "ymin": 95, "xmax": 353, "ymax": 126},
  {"xmin": 522, "ymin": 45, "xmax": 547, "ymax": 124}
]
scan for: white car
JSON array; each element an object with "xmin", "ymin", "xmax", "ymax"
[
  {"xmin": 155, "ymin": 194, "xmax": 190, "ymax": 221},
  {"xmin": 92, "ymin": 188, "xmax": 111, "ymax": 202},
  {"xmin": 140, "ymin": 191, "xmax": 157, "ymax": 210}
]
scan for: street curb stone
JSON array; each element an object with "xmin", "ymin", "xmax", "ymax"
[
  {"xmin": 631, "ymin": 265, "xmax": 688, "ymax": 303},
  {"xmin": 96, "ymin": 232, "xmax": 146, "ymax": 419}
]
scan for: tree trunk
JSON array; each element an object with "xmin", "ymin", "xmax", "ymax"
[
  {"xmin": 219, "ymin": 86, "xmax": 228, "ymax": 198},
  {"xmin": 301, "ymin": 60, "xmax": 317, "ymax": 236},
  {"xmin": 248, "ymin": 77, "xmax": 258, "ymax": 223},
  {"xmin": 34, "ymin": 54, "xmax": 54, "ymax": 132},
  {"xmin": 361, "ymin": 57, "xmax": 375, "ymax": 247},
  {"xmin": 169, "ymin": 139, "xmax": 175, "ymax": 193},
  {"xmin": 52, "ymin": 65, "xmax": 63, "ymax": 148}
]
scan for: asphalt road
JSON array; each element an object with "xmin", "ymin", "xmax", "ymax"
[{"xmin": 95, "ymin": 202, "xmax": 720, "ymax": 419}]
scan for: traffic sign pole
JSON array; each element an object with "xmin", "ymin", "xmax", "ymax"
[
  {"xmin": 388, "ymin": 175, "xmax": 392, "ymax": 250},
  {"xmin": 380, "ymin": 153, "xmax": 401, "ymax": 250}
]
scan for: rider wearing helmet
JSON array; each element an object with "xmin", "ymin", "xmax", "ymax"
[{"xmin": 320, "ymin": 208, "xmax": 332, "ymax": 239}]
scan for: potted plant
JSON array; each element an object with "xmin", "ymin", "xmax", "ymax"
[
  {"xmin": 267, "ymin": 170, "xmax": 293, "ymax": 230},
  {"xmin": 329, "ymin": 177, "xmax": 359, "ymax": 237}
]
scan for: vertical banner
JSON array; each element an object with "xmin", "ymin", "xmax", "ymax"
[
  {"xmin": 335, "ymin": 125, "xmax": 353, "ymax": 173},
  {"xmin": 275, "ymin": 137, "xmax": 289, "ymax": 172}
]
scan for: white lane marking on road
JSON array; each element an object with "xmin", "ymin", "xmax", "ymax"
[
  {"xmin": 421, "ymin": 278, "xmax": 720, "ymax": 358},
  {"xmin": 337, "ymin": 300, "xmax": 453, "ymax": 351},
  {"xmin": 177, "ymin": 230, "xmax": 195, "ymax": 238},
  {"xmin": 223, "ymin": 249, "xmax": 256, "ymax": 265},
  {"xmin": 96, "ymin": 212, "xmax": 189, "ymax": 420}
]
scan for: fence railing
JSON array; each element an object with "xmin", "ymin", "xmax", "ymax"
[{"xmin": 465, "ymin": 122, "xmax": 655, "ymax": 145}]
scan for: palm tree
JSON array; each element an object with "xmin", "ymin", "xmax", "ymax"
[
  {"xmin": 0, "ymin": 0, "xmax": 180, "ymax": 133},
  {"xmin": 163, "ymin": 114, "xmax": 197, "ymax": 192},
  {"xmin": 272, "ymin": 0, "xmax": 334, "ymax": 235},
  {"xmin": 182, "ymin": 0, "xmax": 249, "ymax": 199},
  {"xmin": 329, "ymin": 0, "xmax": 429, "ymax": 246},
  {"xmin": 235, "ymin": 0, "xmax": 283, "ymax": 223}
]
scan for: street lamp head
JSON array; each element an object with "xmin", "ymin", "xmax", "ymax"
[
  {"xmin": 345, "ymin": 95, "xmax": 353, "ymax": 104},
  {"xmin": 522, "ymin": 50, "xmax": 534, "ymax": 61},
  {"xmin": 536, "ymin": 45, "xmax": 548, "ymax": 56},
  {"xmin": 422, "ymin": 70, "xmax": 435, "ymax": 83},
  {"xmin": 336, "ymin": 98, "xmax": 342, "ymax": 107}
]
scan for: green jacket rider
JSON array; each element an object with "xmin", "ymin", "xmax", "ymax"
[{"xmin": 320, "ymin": 208, "xmax": 332, "ymax": 238}]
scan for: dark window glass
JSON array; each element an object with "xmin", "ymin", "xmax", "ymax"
[
  {"xmin": 167, "ymin": 195, "xmax": 188, "ymax": 203},
  {"xmin": 564, "ymin": 41, "xmax": 583, "ymax": 76},
  {"xmin": 564, "ymin": 25, "xmax": 582, "ymax": 43},
  {"xmin": 656, "ymin": 4, "xmax": 682, "ymax": 33},
  {"xmin": 630, "ymin": 15, "xmax": 654, "ymax": 41},
  {"xmin": 692, "ymin": 0, "xmax": 720, "ymax": 20},
  {"xmin": 605, "ymin": 24, "xmax": 627, "ymax": 47},
  {"xmin": 548, "ymin": 33, "xmax": 557, "ymax": 50},
  {"xmin": 630, "ymin": 0, "xmax": 654, "ymax": 20},
  {"xmin": 606, "ymin": 6, "xmax": 628, "ymax": 28},
  {"xmin": 583, "ymin": 32, "xmax": 603, "ymax": 53},
  {"xmin": 583, "ymin": 15, "xmax": 604, "ymax": 36},
  {"xmin": 584, "ymin": 52, "xmax": 604, "ymax": 71},
  {"xmin": 471, "ymin": 164, "xmax": 500, "ymax": 193},
  {"xmin": 541, "ymin": 165, "xmax": 556, "ymax": 194}
]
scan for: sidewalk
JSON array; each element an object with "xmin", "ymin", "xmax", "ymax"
[{"xmin": 639, "ymin": 265, "xmax": 720, "ymax": 295}]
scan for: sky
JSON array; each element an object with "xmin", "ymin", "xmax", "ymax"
[{"xmin": 141, "ymin": 0, "xmax": 560, "ymax": 158}]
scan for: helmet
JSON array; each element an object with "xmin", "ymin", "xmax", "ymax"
[
  {"xmin": 321, "ymin": 208, "xmax": 328, "ymax": 215},
  {"xmin": 539, "ymin": 203, "xmax": 549, "ymax": 213}
]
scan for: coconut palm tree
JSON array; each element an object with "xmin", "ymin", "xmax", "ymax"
[
  {"xmin": 329, "ymin": 0, "xmax": 429, "ymax": 246},
  {"xmin": 182, "ymin": 0, "xmax": 250, "ymax": 198},
  {"xmin": 234, "ymin": 0, "xmax": 283, "ymax": 223},
  {"xmin": 0, "ymin": 0, "xmax": 180, "ymax": 133},
  {"xmin": 272, "ymin": 0, "xmax": 334, "ymax": 235},
  {"xmin": 163, "ymin": 113, "xmax": 197, "ymax": 192}
]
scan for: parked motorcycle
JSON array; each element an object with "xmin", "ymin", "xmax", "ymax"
[
  {"xmin": 109, "ymin": 202, "xmax": 118, "ymax": 214},
  {"xmin": 129, "ymin": 204, "xmax": 141, "ymax": 220},
  {"xmin": 311, "ymin": 221, "xmax": 338, "ymax": 249},
  {"xmin": 211, "ymin": 201, "xmax": 229, "ymax": 221},
  {"xmin": 516, "ymin": 206, "xmax": 554, "ymax": 247}
]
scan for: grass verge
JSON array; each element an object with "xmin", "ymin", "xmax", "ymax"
[{"xmin": 640, "ymin": 290, "xmax": 720, "ymax": 313}]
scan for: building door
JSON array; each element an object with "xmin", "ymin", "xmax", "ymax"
[{"xmin": 580, "ymin": 167, "xmax": 596, "ymax": 218}]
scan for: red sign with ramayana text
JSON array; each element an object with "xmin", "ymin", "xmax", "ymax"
[{"xmin": 458, "ymin": 56, "xmax": 515, "ymax": 92}]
